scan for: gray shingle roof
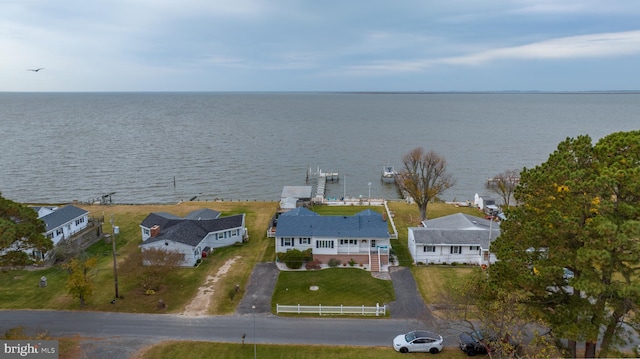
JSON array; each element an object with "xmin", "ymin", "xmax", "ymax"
[
  {"xmin": 142, "ymin": 211, "xmax": 244, "ymax": 246},
  {"xmin": 39, "ymin": 205, "xmax": 88, "ymax": 231},
  {"xmin": 411, "ymin": 213, "xmax": 500, "ymax": 247},
  {"xmin": 276, "ymin": 209, "xmax": 389, "ymax": 239},
  {"xmin": 184, "ymin": 208, "xmax": 220, "ymax": 220}
]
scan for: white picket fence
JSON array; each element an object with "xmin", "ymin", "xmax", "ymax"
[{"xmin": 276, "ymin": 303, "xmax": 386, "ymax": 316}]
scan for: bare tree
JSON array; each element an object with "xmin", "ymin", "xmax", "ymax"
[
  {"xmin": 398, "ymin": 148, "xmax": 455, "ymax": 221},
  {"xmin": 121, "ymin": 247, "xmax": 184, "ymax": 292},
  {"xmin": 486, "ymin": 169, "xmax": 520, "ymax": 207}
]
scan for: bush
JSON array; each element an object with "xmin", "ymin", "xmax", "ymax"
[
  {"xmin": 305, "ymin": 260, "xmax": 322, "ymax": 270},
  {"xmin": 328, "ymin": 258, "xmax": 341, "ymax": 268},
  {"xmin": 348, "ymin": 258, "xmax": 356, "ymax": 267},
  {"xmin": 277, "ymin": 249, "xmax": 306, "ymax": 269}
]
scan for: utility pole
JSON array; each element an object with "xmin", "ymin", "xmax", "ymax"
[{"xmin": 111, "ymin": 214, "xmax": 119, "ymax": 299}]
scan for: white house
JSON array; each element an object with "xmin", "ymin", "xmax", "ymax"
[
  {"xmin": 274, "ymin": 207, "xmax": 392, "ymax": 272},
  {"xmin": 408, "ymin": 213, "xmax": 500, "ymax": 266},
  {"xmin": 139, "ymin": 208, "xmax": 247, "ymax": 267},
  {"xmin": 35, "ymin": 205, "xmax": 90, "ymax": 246}
]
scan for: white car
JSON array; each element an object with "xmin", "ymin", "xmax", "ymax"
[{"xmin": 393, "ymin": 330, "xmax": 443, "ymax": 354}]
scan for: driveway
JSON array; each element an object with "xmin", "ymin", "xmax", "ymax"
[
  {"xmin": 236, "ymin": 262, "xmax": 279, "ymax": 315},
  {"xmin": 387, "ymin": 266, "xmax": 433, "ymax": 321},
  {"xmin": 238, "ymin": 263, "xmax": 434, "ymax": 322}
]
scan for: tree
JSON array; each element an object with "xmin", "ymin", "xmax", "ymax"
[
  {"xmin": 438, "ymin": 269, "xmax": 557, "ymax": 359},
  {"xmin": 486, "ymin": 169, "xmax": 520, "ymax": 207},
  {"xmin": 64, "ymin": 257, "xmax": 98, "ymax": 306},
  {"xmin": 397, "ymin": 148, "xmax": 455, "ymax": 221},
  {"xmin": 121, "ymin": 247, "xmax": 184, "ymax": 291},
  {"xmin": 0, "ymin": 193, "xmax": 52, "ymax": 266},
  {"xmin": 490, "ymin": 130, "xmax": 640, "ymax": 358}
]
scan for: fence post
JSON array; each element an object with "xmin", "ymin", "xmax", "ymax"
[{"xmin": 297, "ymin": 304, "xmax": 300, "ymax": 314}]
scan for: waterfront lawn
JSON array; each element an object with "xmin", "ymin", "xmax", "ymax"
[
  {"xmin": 139, "ymin": 341, "xmax": 474, "ymax": 359},
  {"xmin": 272, "ymin": 268, "xmax": 395, "ymax": 314}
]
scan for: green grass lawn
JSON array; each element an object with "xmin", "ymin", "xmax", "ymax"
[{"xmin": 272, "ymin": 268, "xmax": 395, "ymax": 314}]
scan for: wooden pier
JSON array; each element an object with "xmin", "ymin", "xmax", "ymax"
[{"xmin": 310, "ymin": 167, "xmax": 339, "ymax": 203}]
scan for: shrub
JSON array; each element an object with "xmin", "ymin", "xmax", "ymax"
[
  {"xmin": 348, "ymin": 258, "xmax": 356, "ymax": 267},
  {"xmin": 305, "ymin": 260, "xmax": 322, "ymax": 270},
  {"xmin": 277, "ymin": 249, "xmax": 306, "ymax": 269},
  {"xmin": 328, "ymin": 258, "xmax": 341, "ymax": 268}
]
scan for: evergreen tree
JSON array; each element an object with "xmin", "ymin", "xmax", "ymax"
[
  {"xmin": 490, "ymin": 131, "xmax": 640, "ymax": 358},
  {"xmin": 0, "ymin": 193, "xmax": 52, "ymax": 266}
]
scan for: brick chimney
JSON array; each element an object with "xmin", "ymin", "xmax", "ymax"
[{"xmin": 150, "ymin": 225, "xmax": 160, "ymax": 238}]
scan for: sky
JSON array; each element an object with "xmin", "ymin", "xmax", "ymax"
[{"xmin": 2, "ymin": 0, "xmax": 640, "ymax": 92}]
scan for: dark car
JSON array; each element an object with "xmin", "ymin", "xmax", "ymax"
[
  {"xmin": 459, "ymin": 331, "xmax": 520, "ymax": 357},
  {"xmin": 458, "ymin": 331, "xmax": 490, "ymax": 356}
]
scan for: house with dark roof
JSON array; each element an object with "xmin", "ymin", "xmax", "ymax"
[
  {"xmin": 139, "ymin": 208, "xmax": 246, "ymax": 267},
  {"xmin": 274, "ymin": 207, "xmax": 392, "ymax": 272},
  {"xmin": 407, "ymin": 213, "xmax": 499, "ymax": 266},
  {"xmin": 34, "ymin": 205, "xmax": 90, "ymax": 246}
]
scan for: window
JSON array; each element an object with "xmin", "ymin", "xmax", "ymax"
[
  {"xmin": 470, "ymin": 246, "xmax": 480, "ymax": 251},
  {"xmin": 316, "ymin": 240, "xmax": 334, "ymax": 249},
  {"xmin": 143, "ymin": 229, "xmax": 150, "ymax": 236},
  {"xmin": 450, "ymin": 246, "xmax": 462, "ymax": 254},
  {"xmin": 299, "ymin": 237, "xmax": 311, "ymax": 245},
  {"xmin": 424, "ymin": 246, "xmax": 436, "ymax": 252},
  {"xmin": 281, "ymin": 238, "xmax": 294, "ymax": 246},
  {"xmin": 75, "ymin": 217, "xmax": 85, "ymax": 226},
  {"xmin": 339, "ymin": 239, "xmax": 357, "ymax": 245},
  {"xmin": 371, "ymin": 239, "xmax": 376, "ymax": 248}
]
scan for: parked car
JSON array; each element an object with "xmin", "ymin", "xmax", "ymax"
[
  {"xmin": 393, "ymin": 330, "xmax": 443, "ymax": 354},
  {"xmin": 458, "ymin": 331, "xmax": 490, "ymax": 356},
  {"xmin": 459, "ymin": 331, "xmax": 519, "ymax": 357}
]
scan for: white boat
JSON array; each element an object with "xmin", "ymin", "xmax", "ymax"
[{"xmin": 381, "ymin": 165, "xmax": 397, "ymax": 183}]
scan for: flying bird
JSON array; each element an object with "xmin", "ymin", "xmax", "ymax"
[{"xmin": 27, "ymin": 68, "xmax": 44, "ymax": 72}]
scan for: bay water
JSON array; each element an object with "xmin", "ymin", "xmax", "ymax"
[{"xmin": 0, "ymin": 92, "xmax": 638, "ymax": 204}]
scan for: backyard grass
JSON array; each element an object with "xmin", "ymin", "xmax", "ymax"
[{"xmin": 272, "ymin": 268, "xmax": 395, "ymax": 314}]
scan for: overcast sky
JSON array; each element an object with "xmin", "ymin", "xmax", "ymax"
[{"xmin": 2, "ymin": 0, "xmax": 640, "ymax": 92}]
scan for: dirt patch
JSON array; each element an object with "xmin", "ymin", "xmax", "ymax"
[{"xmin": 180, "ymin": 256, "xmax": 239, "ymax": 316}]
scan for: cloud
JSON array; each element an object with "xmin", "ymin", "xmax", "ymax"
[
  {"xmin": 345, "ymin": 30, "xmax": 640, "ymax": 74},
  {"xmin": 442, "ymin": 30, "xmax": 640, "ymax": 65}
]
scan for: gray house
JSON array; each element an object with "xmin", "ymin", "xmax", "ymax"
[
  {"xmin": 408, "ymin": 213, "xmax": 500, "ymax": 266},
  {"xmin": 139, "ymin": 209, "xmax": 247, "ymax": 267}
]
